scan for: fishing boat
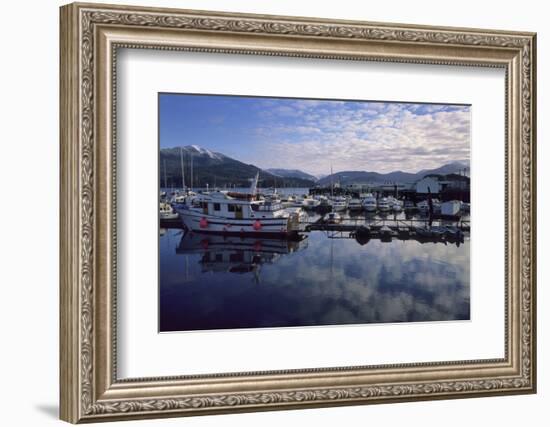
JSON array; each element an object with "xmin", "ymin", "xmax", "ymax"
[
  {"xmin": 362, "ymin": 193, "xmax": 377, "ymax": 212},
  {"xmin": 281, "ymin": 194, "xmax": 300, "ymax": 208},
  {"xmin": 172, "ymin": 173, "xmax": 303, "ymax": 238},
  {"xmin": 160, "ymin": 202, "xmax": 179, "ymax": 220},
  {"xmin": 388, "ymin": 196, "xmax": 403, "ymax": 212},
  {"xmin": 347, "ymin": 198, "xmax": 363, "ymax": 211},
  {"xmin": 330, "ymin": 196, "xmax": 348, "ymax": 211},
  {"xmin": 377, "ymin": 197, "xmax": 391, "ymax": 212},
  {"xmin": 171, "ymin": 190, "xmax": 196, "ymax": 205},
  {"xmin": 301, "ymin": 196, "xmax": 321, "ymax": 210}
]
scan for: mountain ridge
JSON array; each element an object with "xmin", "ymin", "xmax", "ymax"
[
  {"xmin": 160, "ymin": 145, "xmax": 315, "ymax": 188},
  {"xmin": 316, "ymin": 161, "xmax": 469, "ymax": 186},
  {"xmin": 160, "ymin": 145, "xmax": 469, "ymax": 188},
  {"xmin": 265, "ymin": 168, "xmax": 318, "ymax": 182}
]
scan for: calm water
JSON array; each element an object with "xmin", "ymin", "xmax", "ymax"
[{"xmin": 159, "ymin": 214, "xmax": 470, "ymax": 332}]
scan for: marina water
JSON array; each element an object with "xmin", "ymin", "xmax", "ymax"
[{"xmin": 159, "ymin": 204, "xmax": 470, "ymax": 332}]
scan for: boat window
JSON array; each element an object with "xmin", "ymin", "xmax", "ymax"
[
  {"xmin": 235, "ymin": 205, "xmax": 243, "ymax": 213},
  {"xmin": 228, "ymin": 204, "xmax": 235, "ymax": 212},
  {"xmin": 213, "ymin": 203, "xmax": 220, "ymax": 211}
]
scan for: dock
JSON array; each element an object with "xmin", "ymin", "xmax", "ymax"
[
  {"xmin": 160, "ymin": 217, "xmax": 184, "ymax": 229},
  {"xmin": 162, "ymin": 214, "xmax": 469, "ymax": 246},
  {"xmin": 302, "ymin": 216, "xmax": 469, "ymax": 245}
]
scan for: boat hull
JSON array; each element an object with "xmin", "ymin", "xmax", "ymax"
[{"xmin": 174, "ymin": 206, "xmax": 296, "ymax": 237}]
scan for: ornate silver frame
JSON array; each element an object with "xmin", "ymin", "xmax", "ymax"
[{"xmin": 60, "ymin": 2, "xmax": 536, "ymax": 423}]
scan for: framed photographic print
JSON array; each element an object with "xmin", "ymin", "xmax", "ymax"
[{"xmin": 60, "ymin": 2, "xmax": 537, "ymax": 423}]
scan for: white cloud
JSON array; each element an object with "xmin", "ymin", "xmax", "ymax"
[{"xmin": 244, "ymin": 101, "xmax": 470, "ymax": 175}]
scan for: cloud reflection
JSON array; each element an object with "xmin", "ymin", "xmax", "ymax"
[{"xmin": 160, "ymin": 230, "xmax": 470, "ymax": 331}]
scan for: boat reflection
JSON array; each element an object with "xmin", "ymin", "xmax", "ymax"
[{"xmin": 176, "ymin": 232, "xmax": 307, "ymax": 275}]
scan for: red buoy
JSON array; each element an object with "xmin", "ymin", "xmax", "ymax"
[
  {"xmin": 253, "ymin": 220, "xmax": 262, "ymax": 231},
  {"xmin": 199, "ymin": 217, "xmax": 208, "ymax": 228}
]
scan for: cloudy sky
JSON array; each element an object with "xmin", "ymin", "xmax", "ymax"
[{"xmin": 159, "ymin": 93, "xmax": 470, "ymax": 176}]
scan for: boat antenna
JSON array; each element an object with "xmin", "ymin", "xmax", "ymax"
[{"xmin": 249, "ymin": 171, "xmax": 259, "ymax": 196}]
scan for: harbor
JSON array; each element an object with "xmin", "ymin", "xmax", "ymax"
[
  {"xmin": 159, "ymin": 178, "xmax": 471, "ymax": 331},
  {"xmin": 157, "ymin": 95, "xmax": 472, "ymax": 332},
  {"xmin": 160, "ymin": 178, "xmax": 470, "ymax": 246},
  {"xmin": 159, "ymin": 141, "xmax": 470, "ymax": 245}
]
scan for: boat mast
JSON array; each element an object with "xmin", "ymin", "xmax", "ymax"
[
  {"xmin": 330, "ymin": 164, "xmax": 334, "ymax": 198},
  {"xmin": 180, "ymin": 147, "xmax": 185, "ymax": 191},
  {"xmin": 190, "ymin": 153, "xmax": 193, "ymax": 191},
  {"xmin": 163, "ymin": 159, "xmax": 167, "ymax": 189}
]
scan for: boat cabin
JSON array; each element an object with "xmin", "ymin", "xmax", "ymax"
[{"xmin": 190, "ymin": 192, "xmax": 285, "ymax": 219}]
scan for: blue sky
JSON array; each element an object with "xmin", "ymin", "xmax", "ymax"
[{"xmin": 159, "ymin": 93, "xmax": 470, "ymax": 175}]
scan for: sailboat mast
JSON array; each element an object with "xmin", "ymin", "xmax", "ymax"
[
  {"xmin": 190, "ymin": 153, "xmax": 193, "ymax": 190},
  {"xmin": 330, "ymin": 164, "xmax": 334, "ymax": 198},
  {"xmin": 180, "ymin": 147, "xmax": 185, "ymax": 191},
  {"xmin": 163, "ymin": 159, "xmax": 167, "ymax": 189}
]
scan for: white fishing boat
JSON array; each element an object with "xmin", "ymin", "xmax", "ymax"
[
  {"xmin": 331, "ymin": 196, "xmax": 348, "ymax": 211},
  {"xmin": 347, "ymin": 198, "xmax": 363, "ymax": 211},
  {"xmin": 362, "ymin": 193, "xmax": 377, "ymax": 212},
  {"xmin": 171, "ymin": 190, "xmax": 196, "ymax": 205},
  {"xmin": 388, "ymin": 196, "xmax": 403, "ymax": 212},
  {"xmin": 261, "ymin": 188, "xmax": 282, "ymax": 204},
  {"xmin": 281, "ymin": 194, "xmax": 298, "ymax": 207},
  {"xmin": 288, "ymin": 194, "xmax": 306, "ymax": 207},
  {"xmin": 377, "ymin": 197, "xmax": 391, "ymax": 212},
  {"xmin": 172, "ymin": 173, "xmax": 303, "ymax": 237},
  {"xmin": 160, "ymin": 202, "xmax": 179, "ymax": 220},
  {"xmin": 301, "ymin": 196, "xmax": 321, "ymax": 210}
]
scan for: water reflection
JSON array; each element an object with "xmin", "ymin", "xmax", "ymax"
[
  {"xmin": 160, "ymin": 228, "xmax": 470, "ymax": 332},
  {"xmin": 175, "ymin": 233, "xmax": 307, "ymax": 277}
]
